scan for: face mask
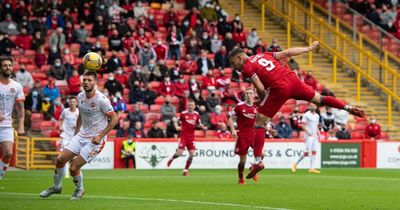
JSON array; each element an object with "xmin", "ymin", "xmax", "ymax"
[
  {"xmin": 20, "ymin": 68, "xmax": 26, "ymax": 73},
  {"xmin": 54, "ymin": 101, "xmax": 61, "ymax": 105},
  {"xmin": 139, "ymin": 31, "xmax": 144, "ymax": 35},
  {"xmin": 100, "ymin": 5, "xmax": 105, "ymax": 9},
  {"xmin": 96, "ymin": 44, "xmax": 101, "ymax": 48},
  {"xmin": 213, "ymin": 35, "xmax": 218, "ymax": 40},
  {"xmin": 149, "ymin": 15, "xmax": 154, "ymax": 20},
  {"xmin": 216, "ymin": 6, "xmax": 221, "ymax": 10},
  {"xmin": 136, "ymin": 69, "xmax": 141, "ymax": 73},
  {"xmin": 157, "ymin": 41, "xmax": 162, "ymax": 45},
  {"xmin": 327, "ymin": 112, "xmax": 332, "ymax": 115},
  {"xmin": 294, "ymin": 110, "xmax": 299, "ymax": 113},
  {"xmin": 235, "ymin": 17, "xmax": 240, "ymax": 21},
  {"xmin": 202, "ymin": 35, "xmax": 208, "ymax": 39},
  {"xmin": 165, "ymin": 78, "xmax": 170, "ymax": 82},
  {"xmin": 341, "ymin": 127, "xmax": 346, "ymax": 131},
  {"xmin": 194, "ymin": 93, "xmax": 200, "ymax": 98},
  {"xmin": 215, "ymin": 110, "xmax": 221, "ymax": 114},
  {"xmin": 371, "ymin": 119, "xmax": 376, "ymax": 124},
  {"xmin": 179, "ymin": 79, "xmax": 184, "ymax": 83},
  {"xmin": 55, "ymin": 63, "xmax": 61, "ymax": 67},
  {"xmin": 32, "ymin": 91, "xmax": 38, "ymax": 97},
  {"xmin": 190, "ymin": 79, "xmax": 195, "ymax": 83},
  {"xmin": 117, "ymin": 70, "xmax": 123, "ymax": 74},
  {"xmin": 149, "ymin": 64, "xmax": 155, "ymax": 68},
  {"xmin": 116, "ymin": 92, "xmax": 122, "ymax": 98},
  {"xmin": 252, "ymin": 32, "xmax": 257, "ymax": 36},
  {"xmin": 104, "ymin": 92, "xmax": 109, "ymax": 96},
  {"xmin": 108, "ymin": 77, "xmax": 114, "ymax": 81},
  {"xmin": 127, "ymin": 139, "xmax": 133, "ymax": 144},
  {"xmin": 64, "ymin": 49, "xmax": 70, "ymax": 54},
  {"xmin": 183, "ymin": 21, "xmax": 189, "ymax": 26}
]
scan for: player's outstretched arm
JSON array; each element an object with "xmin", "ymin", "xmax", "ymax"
[
  {"xmin": 228, "ymin": 114, "xmax": 237, "ymax": 139},
  {"xmin": 16, "ymin": 101, "xmax": 25, "ymax": 135},
  {"xmin": 275, "ymin": 41, "xmax": 319, "ymax": 60}
]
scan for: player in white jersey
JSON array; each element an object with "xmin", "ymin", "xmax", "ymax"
[
  {"xmin": 292, "ymin": 103, "xmax": 321, "ymax": 174},
  {"xmin": 59, "ymin": 97, "xmax": 79, "ymax": 178},
  {"xmin": 0, "ymin": 56, "xmax": 25, "ymax": 180},
  {"xmin": 40, "ymin": 71, "xmax": 118, "ymax": 200}
]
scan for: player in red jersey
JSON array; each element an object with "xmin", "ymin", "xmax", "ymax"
[
  {"xmin": 167, "ymin": 99, "xmax": 207, "ymax": 176},
  {"xmin": 228, "ymin": 41, "xmax": 365, "ymax": 179},
  {"xmin": 228, "ymin": 87, "xmax": 258, "ymax": 185}
]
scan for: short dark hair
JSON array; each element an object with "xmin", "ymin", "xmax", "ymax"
[
  {"xmin": 228, "ymin": 47, "xmax": 244, "ymax": 61},
  {"xmin": 0, "ymin": 56, "xmax": 13, "ymax": 64},
  {"xmin": 83, "ymin": 70, "xmax": 98, "ymax": 80}
]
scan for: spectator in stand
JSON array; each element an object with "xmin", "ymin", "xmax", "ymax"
[
  {"xmin": 120, "ymin": 134, "xmax": 136, "ymax": 168},
  {"xmin": 127, "ymin": 47, "xmax": 139, "ymax": 66},
  {"xmin": 129, "ymin": 81, "xmax": 144, "ymax": 104},
  {"xmin": 221, "ymin": 88, "xmax": 239, "ymax": 106},
  {"xmin": 133, "ymin": 121, "xmax": 146, "ymax": 138},
  {"xmin": 267, "ymin": 38, "xmax": 283, "ymax": 52},
  {"xmin": 0, "ymin": 34, "xmax": 15, "ymax": 56},
  {"xmin": 365, "ymin": 116, "xmax": 382, "ymax": 139},
  {"xmin": 277, "ymin": 116, "xmax": 293, "ymax": 139},
  {"xmin": 147, "ymin": 121, "xmax": 165, "ymax": 138},
  {"xmin": 231, "ymin": 67, "xmax": 241, "ymax": 83},
  {"xmin": 161, "ymin": 96, "xmax": 176, "ymax": 122},
  {"xmin": 321, "ymin": 107, "xmax": 335, "ymax": 132},
  {"xmin": 199, "ymin": 31, "xmax": 212, "ymax": 52},
  {"xmin": 63, "ymin": 48, "xmax": 75, "ymax": 67},
  {"xmin": 0, "ymin": 14, "xmax": 19, "ymax": 35},
  {"xmin": 216, "ymin": 69, "xmax": 231, "ymax": 90},
  {"xmin": 304, "ymin": 71, "xmax": 318, "ymax": 90},
  {"xmin": 143, "ymin": 60, "xmax": 162, "ymax": 82},
  {"xmin": 290, "ymin": 106, "xmax": 302, "ymax": 136},
  {"xmin": 105, "ymin": 73, "xmax": 123, "ymax": 96},
  {"xmin": 117, "ymin": 119, "xmax": 135, "ymax": 137},
  {"xmin": 143, "ymin": 83, "xmax": 157, "ymax": 107},
  {"xmin": 379, "ymin": 5, "xmax": 397, "ymax": 31},
  {"xmin": 254, "ymin": 39, "xmax": 266, "ymax": 53},
  {"xmin": 206, "ymin": 90, "xmax": 221, "ymax": 112},
  {"xmin": 232, "ymin": 29, "xmax": 246, "ymax": 48},
  {"xmin": 48, "ymin": 58, "xmax": 67, "ymax": 85},
  {"xmin": 15, "ymin": 65, "xmax": 34, "ymax": 89},
  {"xmin": 46, "ymin": 97, "xmax": 64, "ymax": 121},
  {"xmin": 287, "ymin": 57, "xmax": 300, "ymax": 71},
  {"xmin": 68, "ymin": 70, "xmax": 81, "ymax": 96},
  {"xmin": 166, "ymin": 116, "xmax": 180, "ymax": 138},
  {"xmin": 164, "ymin": 6, "xmax": 178, "ymax": 27},
  {"xmin": 133, "ymin": 1, "xmax": 148, "ymax": 18},
  {"xmin": 74, "ymin": 21, "xmax": 89, "ymax": 44},
  {"xmin": 159, "ymin": 76, "xmax": 176, "ymax": 96},
  {"xmin": 32, "ymin": 0, "xmax": 48, "ymax": 17},
  {"xmin": 92, "ymin": 40, "xmax": 107, "ymax": 56},
  {"xmin": 146, "ymin": 14, "xmax": 158, "ymax": 32},
  {"xmin": 210, "ymin": 33, "xmax": 223, "ymax": 54},
  {"xmin": 201, "ymin": 3, "xmax": 218, "ymax": 22},
  {"xmin": 184, "ymin": 7, "xmax": 203, "ymax": 30},
  {"xmin": 138, "ymin": 43, "xmax": 157, "ymax": 67},
  {"xmin": 217, "ymin": 16, "xmax": 231, "ymax": 36},
  {"xmin": 224, "ymin": 32, "xmax": 238, "ymax": 53},
  {"xmin": 202, "ymin": 70, "xmax": 217, "ymax": 92},
  {"xmin": 197, "ymin": 50, "xmax": 214, "ymax": 76},
  {"xmin": 46, "ymin": 9, "xmax": 65, "ymax": 29},
  {"xmin": 31, "ymin": 31, "xmax": 45, "ymax": 51},
  {"xmin": 129, "ymin": 66, "xmax": 146, "ymax": 87},
  {"xmin": 210, "ymin": 105, "xmax": 228, "ymax": 130},
  {"xmin": 333, "ymin": 107, "xmax": 350, "ymax": 128},
  {"xmin": 24, "ymin": 81, "xmax": 43, "ymax": 129},
  {"xmin": 327, "ymin": 130, "xmax": 338, "ymax": 141},
  {"xmin": 115, "ymin": 67, "xmax": 129, "ymax": 88},
  {"xmin": 107, "ymin": 50, "xmax": 123, "ymax": 73},
  {"xmin": 14, "ymin": 28, "xmax": 32, "ymax": 51},
  {"xmin": 246, "ymin": 28, "xmax": 259, "ymax": 50},
  {"xmin": 128, "ymin": 103, "xmax": 146, "ymax": 126},
  {"xmin": 109, "ymin": 0, "xmax": 127, "ymax": 24},
  {"xmin": 92, "ymin": 16, "xmax": 108, "ymax": 37},
  {"xmin": 166, "ymin": 25, "xmax": 184, "ymax": 60},
  {"xmin": 215, "ymin": 122, "xmax": 231, "ymax": 138},
  {"xmin": 180, "ymin": 54, "xmax": 198, "ymax": 75},
  {"xmin": 185, "ymin": 31, "xmax": 201, "ymax": 60},
  {"xmin": 231, "ymin": 14, "xmax": 244, "ymax": 33},
  {"xmin": 336, "ymin": 123, "xmax": 351, "ymax": 140},
  {"xmin": 48, "ymin": 28, "xmax": 66, "ymax": 52},
  {"xmin": 156, "ymin": 60, "xmax": 170, "ymax": 79},
  {"xmin": 215, "ymin": 4, "xmax": 228, "ymax": 20},
  {"xmin": 112, "ymin": 91, "xmax": 127, "ymax": 113},
  {"xmin": 366, "ymin": 4, "xmax": 381, "ymax": 26},
  {"xmin": 154, "ymin": 38, "xmax": 168, "ymax": 61},
  {"xmin": 34, "ymin": 46, "xmax": 47, "ymax": 68},
  {"xmin": 78, "ymin": 37, "xmax": 94, "ymax": 58},
  {"xmin": 214, "ymin": 45, "xmax": 229, "ymax": 69},
  {"xmin": 175, "ymin": 75, "xmax": 189, "ymax": 98},
  {"xmin": 170, "ymin": 62, "xmax": 181, "ymax": 82},
  {"xmin": 64, "ymin": 22, "xmax": 74, "ymax": 44},
  {"xmin": 190, "ymin": 88, "xmax": 205, "ymax": 107},
  {"xmin": 48, "ymin": 45, "xmax": 62, "ymax": 65},
  {"xmin": 134, "ymin": 28, "xmax": 150, "ymax": 48},
  {"xmin": 198, "ymin": 105, "xmax": 211, "ymax": 128},
  {"xmin": 109, "ymin": 30, "xmax": 123, "ymax": 51}
]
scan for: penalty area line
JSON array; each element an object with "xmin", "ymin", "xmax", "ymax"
[{"xmin": 0, "ymin": 192, "xmax": 291, "ymax": 210}]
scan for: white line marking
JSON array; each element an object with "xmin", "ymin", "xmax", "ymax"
[{"xmin": 0, "ymin": 192, "xmax": 290, "ymax": 210}]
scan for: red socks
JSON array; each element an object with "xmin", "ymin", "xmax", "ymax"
[
  {"xmin": 254, "ymin": 127, "xmax": 266, "ymax": 157},
  {"xmin": 185, "ymin": 158, "xmax": 193, "ymax": 170},
  {"xmin": 238, "ymin": 163, "xmax": 245, "ymax": 179}
]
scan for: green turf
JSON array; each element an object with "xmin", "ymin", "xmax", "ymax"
[{"xmin": 0, "ymin": 169, "xmax": 399, "ymax": 210}]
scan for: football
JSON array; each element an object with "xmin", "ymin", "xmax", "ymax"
[{"xmin": 82, "ymin": 52, "xmax": 103, "ymax": 71}]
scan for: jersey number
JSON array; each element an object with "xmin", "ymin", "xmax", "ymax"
[{"xmin": 258, "ymin": 58, "xmax": 276, "ymax": 71}]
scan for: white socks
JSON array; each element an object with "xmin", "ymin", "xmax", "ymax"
[
  {"xmin": 73, "ymin": 171, "xmax": 83, "ymax": 190},
  {"xmin": 53, "ymin": 167, "xmax": 64, "ymax": 189}
]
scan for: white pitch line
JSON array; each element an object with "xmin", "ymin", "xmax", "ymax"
[{"xmin": 0, "ymin": 192, "xmax": 290, "ymax": 210}]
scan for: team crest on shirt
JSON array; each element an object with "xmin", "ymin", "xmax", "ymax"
[
  {"xmin": 10, "ymin": 88, "xmax": 15, "ymax": 93},
  {"xmin": 90, "ymin": 102, "xmax": 96, "ymax": 108}
]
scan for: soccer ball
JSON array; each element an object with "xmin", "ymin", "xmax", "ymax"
[{"xmin": 82, "ymin": 52, "xmax": 103, "ymax": 71}]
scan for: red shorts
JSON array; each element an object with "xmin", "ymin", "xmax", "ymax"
[
  {"xmin": 235, "ymin": 135, "xmax": 254, "ymax": 156},
  {"xmin": 178, "ymin": 137, "xmax": 196, "ymax": 151},
  {"xmin": 258, "ymin": 72, "xmax": 315, "ymax": 118}
]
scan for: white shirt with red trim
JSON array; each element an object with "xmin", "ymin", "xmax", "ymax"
[
  {"xmin": 0, "ymin": 79, "xmax": 25, "ymax": 127},
  {"xmin": 60, "ymin": 108, "xmax": 79, "ymax": 139},
  {"xmin": 77, "ymin": 90, "xmax": 114, "ymax": 138}
]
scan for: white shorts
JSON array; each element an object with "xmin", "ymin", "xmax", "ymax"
[
  {"xmin": 305, "ymin": 137, "xmax": 318, "ymax": 152},
  {"xmin": 60, "ymin": 135, "xmax": 74, "ymax": 151},
  {"xmin": 64, "ymin": 135, "xmax": 107, "ymax": 163},
  {"xmin": 0, "ymin": 127, "xmax": 14, "ymax": 143}
]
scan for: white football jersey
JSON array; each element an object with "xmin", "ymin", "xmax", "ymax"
[
  {"xmin": 77, "ymin": 90, "xmax": 114, "ymax": 138},
  {"xmin": 60, "ymin": 108, "xmax": 79, "ymax": 139},
  {"xmin": 301, "ymin": 111, "xmax": 320, "ymax": 139},
  {"xmin": 0, "ymin": 79, "xmax": 25, "ymax": 127}
]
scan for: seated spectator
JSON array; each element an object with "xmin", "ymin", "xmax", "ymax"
[
  {"xmin": 202, "ymin": 70, "xmax": 217, "ymax": 91},
  {"xmin": 217, "ymin": 16, "xmax": 231, "ymax": 37},
  {"xmin": 48, "ymin": 58, "xmax": 67, "ymax": 85},
  {"xmin": 210, "ymin": 33, "xmax": 223, "ymax": 54},
  {"xmin": 135, "ymin": 28, "xmax": 150, "ymax": 48},
  {"xmin": 46, "ymin": 97, "xmax": 64, "ymax": 121},
  {"xmin": 221, "ymin": 88, "xmax": 239, "ymax": 106},
  {"xmin": 15, "ymin": 28, "xmax": 32, "ymax": 50},
  {"xmin": 143, "ymin": 83, "xmax": 157, "ymax": 107},
  {"xmin": 46, "ymin": 10, "xmax": 65, "ymax": 30},
  {"xmin": 128, "ymin": 80, "xmax": 144, "ymax": 104},
  {"xmin": 327, "ymin": 130, "xmax": 338, "ymax": 141},
  {"xmin": 107, "ymin": 51, "xmax": 123, "ymax": 73},
  {"xmin": 115, "ymin": 67, "xmax": 129, "ymax": 88},
  {"xmin": 333, "ymin": 108, "xmax": 349, "ymax": 128},
  {"xmin": 267, "ymin": 38, "xmax": 282, "ymax": 52},
  {"xmin": 133, "ymin": 1, "xmax": 147, "ymax": 18},
  {"xmin": 74, "ymin": 21, "xmax": 89, "ymax": 44},
  {"xmin": 161, "ymin": 96, "xmax": 176, "ymax": 122},
  {"xmin": 210, "ymin": 105, "xmax": 228, "ymax": 130},
  {"xmin": 170, "ymin": 62, "xmax": 181, "ymax": 82},
  {"xmin": 155, "ymin": 60, "xmax": 170, "ymax": 79},
  {"xmin": 133, "ymin": 121, "xmax": 146, "ymax": 138},
  {"xmin": 63, "ymin": 48, "xmax": 75, "ymax": 67},
  {"xmin": 231, "ymin": 68, "xmax": 241, "ymax": 83},
  {"xmin": 232, "ymin": 29, "xmax": 246, "ymax": 47},
  {"xmin": 108, "ymin": 30, "xmax": 123, "ymax": 52},
  {"xmin": 48, "ymin": 45, "xmax": 62, "ymax": 65},
  {"xmin": 304, "ymin": 71, "xmax": 318, "ymax": 90},
  {"xmin": 117, "ymin": 119, "xmax": 135, "ymax": 137},
  {"xmin": 214, "ymin": 45, "xmax": 229, "ymax": 69},
  {"xmin": 223, "ymin": 32, "xmax": 237, "ymax": 52},
  {"xmin": 0, "ymin": 34, "xmax": 15, "ymax": 56},
  {"xmin": 0, "ymin": 14, "xmax": 19, "ymax": 35},
  {"xmin": 153, "ymin": 38, "xmax": 168, "ymax": 61},
  {"xmin": 200, "ymin": 3, "xmax": 218, "ymax": 22},
  {"xmin": 215, "ymin": 122, "xmax": 231, "ymax": 138},
  {"xmin": 198, "ymin": 105, "xmax": 211, "ymax": 129},
  {"xmin": 92, "ymin": 16, "xmax": 108, "ymax": 37},
  {"xmin": 321, "ymin": 107, "xmax": 335, "ymax": 132},
  {"xmin": 254, "ymin": 39, "xmax": 266, "ymax": 53},
  {"xmin": 175, "ymin": 75, "xmax": 189, "ymax": 98},
  {"xmin": 139, "ymin": 43, "xmax": 157, "ymax": 67},
  {"xmin": 48, "ymin": 28, "xmax": 66, "ymax": 52},
  {"xmin": 166, "ymin": 116, "xmax": 180, "ymax": 138},
  {"xmin": 127, "ymin": 47, "xmax": 139, "ymax": 66},
  {"xmin": 79, "ymin": 37, "xmax": 94, "ymax": 58},
  {"xmin": 142, "ymin": 60, "xmax": 161, "ymax": 83},
  {"xmin": 191, "ymin": 89, "xmax": 206, "ymax": 109},
  {"xmin": 129, "ymin": 66, "xmax": 147, "ymax": 87},
  {"xmin": 290, "ymin": 106, "xmax": 302, "ymax": 136},
  {"xmin": 163, "ymin": 7, "xmax": 178, "ymax": 28},
  {"xmin": 34, "ymin": 47, "xmax": 47, "ymax": 68},
  {"xmin": 128, "ymin": 103, "xmax": 145, "ymax": 125},
  {"xmin": 199, "ymin": 31, "xmax": 211, "ymax": 51},
  {"xmin": 246, "ymin": 28, "xmax": 259, "ymax": 49},
  {"xmin": 287, "ymin": 57, "xmax": 299, "ymax": 71},
  {"xmin": 120, "ymin": 135, "xmax": 136, "ymax": 168},
  {"xmin": 183, "ymin": 7, "xmax": 204, "ymax": 31},
  {"xmin": 64, "ymin": 22, "xmax": 74, "ymax": 44},
  {"xmin": 104, "ymin": 73, "xmax": 123, "ymax": 97},
  {"xmin": 42, "ymin": 76, "xmax": 60, "ymax": 103},
  {"xmin": 188, "ymin": 76, "xmax": 202, "ymax": 95},
  {"xmin": 185, "ymin": 31, "xmax": 201, "ymax": 60},
  {"xmin": 122, "ymin": 31, "xmax": 135, "ymax": 53},
  {"xmin": 216, "ymin": 69, "xmax": 231, "ymax": 90},
  {"xmin": 147, "ymin": 121, "xmax": 165, "ymax": 138},
  {"xmin": 68, "ymin": 70, "xmax": 81, "ymax": 96},
  {"xmin": 365, "ymin": 116, "xmax": 382, "ymax": 139},
  {"xmin": 206, "ymin": 91, "xmax": 221, "ymax": 112},
  {"xmin": 180, "ymin": 54, "xmax": 198, "ymax": 75},
  {"xmin": 159, "ymin": 76, "xmax": 176, "ymax": 96},
  {"xmin": 112, "ymin": 91, "xmax": 127, "ymax": 113},
  {"xmin": 15, "ymin": 65, "xmax": 33, "ymax": 89},
  {"xmin": 336, "ymin": 123, "xmax": 351, "ymax": 140},
  {"xmin": 277, "ymin": 116, "xmax": 293, "ymax": 139}
]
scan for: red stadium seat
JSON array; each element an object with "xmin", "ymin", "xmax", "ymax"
[
  {"xmin": 351, "ymin": 131, "xmax": 364, "ymax": 139},
  {"xmin": 40, "ymin": 65, "xmax": 50, "ymax": 72},
  {"xmin": 205, "ymin": 130, "xmax": 216, "ymax": 137},
  {"xmin": 150, "ymin": 104, "xmax": 161, "ymax": 112},
  {"xmin": 126, "ymin": 104, "xmax": 135, "ymax": 112},
  {"xmin": 118, "ymin": 113, "xmax": 128, "ymax": 120},
  {"xmin": 146, "ymin": 112, "xmax": 160, "ymax": 121},
  {"xmin": 155, "ymin": 96, "xmax": 166, "ymax": 105},
  {"xmin": 108, "ymin": 129, "xmax": 117, "ymax": 138},
  {"xmin": 354, "ymin": 124, "xmax": 366, "ymax": 131},
  {"xmin": 195, "ymin": 130, "xmax": 205, "ymax": 137}
]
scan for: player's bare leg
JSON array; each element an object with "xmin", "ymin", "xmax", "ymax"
[
  {"xmin": 0, "ymin": 141, "xmax": 13, "ymax": 179},
  {"xmin": 246, "ymin": 113, "xmax": 269, "ymax": 179},
  {"xmin": 183, "ymin": 150, "xmax": 195, "ymax": 176},
  {"xmin": 40, "ymin": 149, "xmax": 76, "ymax": 197},
  {"xmin": 310, "ymin": 92, "xmax": 365, "ymax": 118},
  {"xmin": 308, "ymin": 151, "xmax": 320, "ymax": 174},
  {"xmin": 238, "ymin": 156, "xmax": 246, "ymax": 185},
  {"xmin": 167, "ymin": 148, "xmax": 183, "ymax": 167},
  {"xmin": 292, "ymin": 151, "xmax": 308, "ymax": 173},
  {"xmin": 69, "ymin": 155, "xmax": 86, "ymax": 200}
]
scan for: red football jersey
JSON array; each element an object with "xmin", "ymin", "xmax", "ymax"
[
  {"xmin": 179, "ymin": 110, "xmax": 200, "ymax": 138},
  {"xmin": 233, "ymin": 102, "xmax": 256, "ymax": 136},
  {"xmin": 242, "ymin": 52, "xmax": 292, "ymax": 88}
]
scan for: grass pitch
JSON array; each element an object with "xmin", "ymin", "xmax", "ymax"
[{"xmin": 0, "ymin": 169, "xmax": 399, "ymax": 210}]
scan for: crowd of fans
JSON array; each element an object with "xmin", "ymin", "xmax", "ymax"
[{"xmin": 0, "ymin": 0, "xmax": 384, "ymax": 140}]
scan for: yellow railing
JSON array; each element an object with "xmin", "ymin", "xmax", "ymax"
[
  {"xmin": 14, "ymin": 133, "xmax": 30, "ymax": 169},
  {"xmin": 245, "ymin": 0, "xmax": 399, "ymax": 127},
  {"xmin": 30, "ymin": 137, "xmax": 60, "ymax": 169}
]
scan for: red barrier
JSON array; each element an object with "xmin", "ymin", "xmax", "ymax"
[{"xmin": 362, "ymin": 140, "xmax": 377, "ymax": 168}]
